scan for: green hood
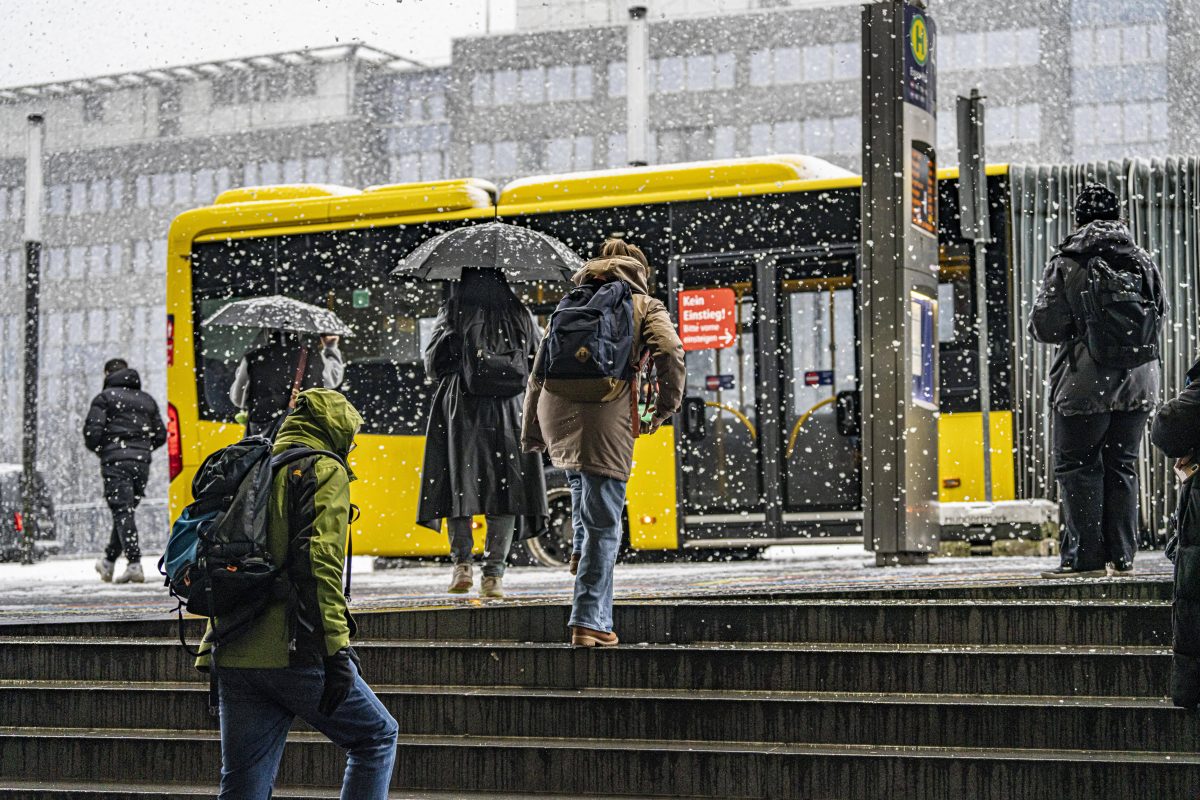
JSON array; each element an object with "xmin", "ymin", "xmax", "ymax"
[{"xmin": 273, "ymin": 389, "xmax": 362, "ymax": 473}]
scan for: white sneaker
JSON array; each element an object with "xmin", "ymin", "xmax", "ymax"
[
  {"xmin": 95, "ymin": 558, "xmax": 115, "ymax": 583},
  {"xmin": 114, "ymin": 562, "xmax": 144, "ymax": 584}
]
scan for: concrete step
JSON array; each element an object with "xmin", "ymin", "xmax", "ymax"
[
  {"xmin": 0, "ymin": 637, "xmax": 1169, "ymax": 697},
  {"xmin": 1, "ymin": 680, "xmax": 1193, "ymax": 753},
  {"xmin": 1, "ymin": 728, "xmax": 1197, "ymax": 799},
  {"xmin": 0, "ymin": 599, "xmax": 1172, "ymax": 647},
  {"xmin": 0, "ymin": 781, "xmax": 646, "ymax": 799}
]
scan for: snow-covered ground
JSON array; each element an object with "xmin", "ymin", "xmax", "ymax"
[{"xmin": 0, "ymin": 544, "xmax": 1172, "ymax": 625}]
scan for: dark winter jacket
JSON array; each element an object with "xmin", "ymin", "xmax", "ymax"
[
  {"xmin": 233, "ymin": 336, "xmax": 329, "ymax": 426},
  {"xmin": 1028, "ymin": 220, "xmax": 1165, "ymax": 416},
  {"xmin": 1150, "ymin": 358, "xmax": 1200, "ymax": 708},
  {"xmin": 198, "ymin": 389, "xmax": 361, "ymax": 669},
  {"xmin": 417, "ymin": 269, "xmax": 548, "ymax": 537},
  {"xmin": 82, "ymin": 369, "xmax": 167, "ymax": 465}
]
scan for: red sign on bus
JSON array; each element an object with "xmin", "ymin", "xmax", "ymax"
[{"xmin": 678, "ymin": 288, "xmax": 737, "ymax": 351}]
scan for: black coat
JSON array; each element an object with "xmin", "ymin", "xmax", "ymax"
[
  {"xmin": 416, "ymin": 272, "xmax": 547, "ymax": 539},
  {"xmin": 1151, "ymin": 359, "xmax": 1200, "ymax": 707},
  {"xmin": 82, "ymin": 369, "xmax": 168, "ymax": 465},
  {"xmin": 244, "ymin": 338, "xmax": 326, "ymax": 425},
  {"xmin": 1029, "ymin": 220, "xmax": 1165, "ymax": 416}
]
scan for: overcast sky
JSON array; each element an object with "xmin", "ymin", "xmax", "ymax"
[{"xmin": 0, "ymin": 0, "xmax": 517, "ymax": 87}]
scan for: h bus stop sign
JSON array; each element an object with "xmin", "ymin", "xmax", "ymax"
[{"xmin": 678, "ymin": 288, "xmax": 736, "ymax": 351}]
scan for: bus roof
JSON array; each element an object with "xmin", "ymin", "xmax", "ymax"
[{"xmin": 498, "ymin": 155, "xmax": 859, "ymax": 214}]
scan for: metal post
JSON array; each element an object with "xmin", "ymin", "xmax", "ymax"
[
  {"xmin": 860, "ymin": 0, "xmax": 940, "ymax": 566},
  {"xmin": 21, "ymin": 113, "xmax": 45, "ymax": 566},
  {"xmin": 956, "ymin": 88, "xmax": 993, "ymax": 502},
  {"xmin": 626, "ymin": 5, "xmax": 649, "ymax": 166}
]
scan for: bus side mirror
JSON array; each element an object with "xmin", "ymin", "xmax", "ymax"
[
  {"xmin": 835, "ymin": 390, "xmax": 861, "ymax": 437},
  {"xmin": 681, "ymin": 396, "xmax": 707, "ymax": 441}
]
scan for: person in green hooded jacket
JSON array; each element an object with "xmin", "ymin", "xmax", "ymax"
[{"xmin": 199, "ymin": 389, "xmax": 398, "ymax": 800}]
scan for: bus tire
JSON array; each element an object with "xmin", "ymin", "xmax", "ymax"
[{"xmin": 520, "ymin": 488, "xmax": 575, "ymax": 568}]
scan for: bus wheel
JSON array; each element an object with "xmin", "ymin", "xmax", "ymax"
[{"xmin": 522, "ymin": 488, "xmax": 574, "ymax": 568}]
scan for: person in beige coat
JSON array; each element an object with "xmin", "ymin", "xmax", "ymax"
[{"xmin": 522, "ymin": 239, "xmax": 685, "ymax": 646}]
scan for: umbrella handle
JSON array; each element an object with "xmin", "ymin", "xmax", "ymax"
[{"xmin": 288, "ymin": 347, "xmax": 309, "ymax": 410}]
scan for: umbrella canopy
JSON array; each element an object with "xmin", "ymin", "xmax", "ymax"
[
  {"xmin": 392, "ymin": 221, "xmax": 582, "ymax": 282},
  {"xmin": 203, "ymin": 295, "xmax": 353, "ymax": 337}
]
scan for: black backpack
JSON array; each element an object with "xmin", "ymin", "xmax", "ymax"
[
  {"xmin": 1076, "ymin": 255, "xmax": 1162, "ymax": 369},
  {"xmin": 458, "ymin": 303, "xmax": 531, "ymax": 398},
  {"xmin": 160, "ymin": 434, "xmax": 346, "ymax": 651},
  {"xmin": 537, "ymin": 279, "xmax": 636, "ymax": 402}
]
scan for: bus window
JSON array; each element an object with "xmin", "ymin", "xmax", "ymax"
[
  {"xmin": 938, "ymin": 243, "xmax": 980, "ymax": 409},
  {"xmin": 191, "ymin": 230, "xmax": 447, "ymax": 435}
]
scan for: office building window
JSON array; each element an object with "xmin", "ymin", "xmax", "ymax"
[
  {"xmin": 7, "ymin": 187, "xmax": 21, "ymax": 220},
  {"xmin": 803, "ymin": 45, "xmax": 833, "ymax": 83},
  {"xmin": 48, "ymin": 185, "xmax": 67, "ymax": 216},
  {"xmin": 1073, "ymin": 101, "xmax": 1167, "ymax": 151},
  {"xmin": 83, "ymin": 93, "xmax": 105, "ymax": 124},
  {"xmin": 940, "ymin": 27, "xmax": 1041, "ymax": 71},
  {"xmin": 88, "ymin": 180, "xmax": 108, "ymax": 214},
  {"xmin": 715, "ymin": 52, "xmax": 736, "ymax": 89},
  {"xmin": 70, "ymin": 182, "xmax": 88, "ymax": 216},
  {"xmin": 173, "ymin": 171, "xmax": 192, "ymax": 205},
  {"xmin": 607, "ymin": 132, "xmax": 627, "ymax": 167},
  {"xmin": 259, "ymin": 161, "xmax": 281, "ymax": 185},
  {"xmin": 546, "ymin": 135, "xmax": 594, "ymax": 172},
  {"xmin": 472, "ymin": 72, "xmax": 492, "ymax": 106},
  {"xmin": 607, "ymin": 62, "xmax": 626, "ymax": 97},
  {"xmin": 548, "ymin": 65, "xmax": 573, "ymax": 101},
  {"xmin": 575, "ymin": 65, "xmax": 593, "ymax": 99},
  {"xmin": 283, "ymin": 159, "xmax": 303, "ymax": 183},
  {"xmin": 493, "ymin": 69, "xmax": 518, "ymax": 105},
  {"xmin": 519, "ymin": 67, "xmax": 546, "ymax": 103},
  {"xmin": 151, "ymin": 173, "xmax": 171, "ymax": 206},
  {"xmin": 774, "ymin": 48, "xmax": 801, "ymax": 85},
  {"xmin": 749, "ymin": 49, "xmax": 771, "ymax": 87},
  {"xmin": 656, "ymin": 56, "xmax": 685, "ymax": 94},
  {"xmin": 714, "ymin": 126, "xmax": 736, "ymax": 158},
  {"xmin": 109, "ymin": 178, "xmax": 124, "ymax": 209},
  {"xmin": 1072, "ymin": 24, "xmax": 1166, "ymax": 67},
  {"xmin": 686, "ymin": 54, "xmax": 714, "ymax": 92},
  {"xmin": 69, "ymin": 246, "xmax": 87, "ymax": 280}
]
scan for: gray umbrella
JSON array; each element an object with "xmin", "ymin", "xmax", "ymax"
[
  {"xmin": 203, "ymin": 295, "xmax": 353, "ymax": 336},
  {"xmin": 392, "ymin": 221, "xmax": 582, "ymax": 282}
]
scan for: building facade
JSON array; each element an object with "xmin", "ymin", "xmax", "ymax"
[{"xmin": 1, "ymin": 0, "xmax": 1197, "ymax": 554}]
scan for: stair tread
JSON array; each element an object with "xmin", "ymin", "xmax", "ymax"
[
  {"xmin": 0, "ymin": 678, "xmax": 1177, "ymax": 709},
  {"xmin": 2, "ymin": 727, "xmax": 1197, "ymax": 763},
  {"xmin": 0, "ymin": 636, "xmax": 1170, "ymax": 655},
  {"xmin": 0, "ymin": 780, "xmax": 625, "ymax": 799}
]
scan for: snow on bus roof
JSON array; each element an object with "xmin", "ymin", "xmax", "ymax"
[{"xmin": 498, "ymin": 154, "xmax": 858, "ymax": 210}]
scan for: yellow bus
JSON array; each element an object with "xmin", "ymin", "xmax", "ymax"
[{"xmin": 166, "ymin": 155, "xmax": 1016, "ymax": 566}]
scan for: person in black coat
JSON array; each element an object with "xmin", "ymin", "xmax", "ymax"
[
  {"xmin": 1029, "ymin": 183, "xmax": 1166, "ymax": 578},
  {"xmin": 83, "ymin": 359, "xmax": 168, "ymax": 584},
  {"xmin": 1150, "ymin": 359, "xmax": 1200, "ymax": 708},
  {"xmin": 417, "ymin": 269, "xmax": 547, "ymax": 599},
  {"xmin": 228, "ymin": 332, "xmax": 344, "ymax": 436}
]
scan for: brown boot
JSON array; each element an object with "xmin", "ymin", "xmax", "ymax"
[
  {"xmin": 570, "ymin": 625, "xmax": 619, "ymax": 647},
  {"xmin": 569, "ymin": 552, "xmax": 580, "ymax": 575},
  {"xmin": 447, "ymin": 562, "xmax": 472, "ymax": 594}
]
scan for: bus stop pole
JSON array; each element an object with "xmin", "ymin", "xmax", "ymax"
[
  {"xmin": 956, "ymin": 89, "xmax": 993, "ymax": 502},
  {"xmin": 626, "ymin": 5, "xmax": 649, "ymax": 167},
  {"xmin": 860, "ymin": 0, "xmax": 940, "ymax": 565},
  {"xmin": 20, "ymin": 113, "xmax": 45, "ymax": 566}
]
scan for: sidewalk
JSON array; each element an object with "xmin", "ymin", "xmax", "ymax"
[{"xmin": 0, "ymin": 545, "xmax": 1172, "ymax": 625}]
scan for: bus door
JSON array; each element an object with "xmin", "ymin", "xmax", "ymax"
[
  {"xmin": 777, "ymin": 257, "xmax": 862, "ymax": 532},
  {"xmin": 671, "ymin": 256, "xmax": 770, "ymax": 543}
]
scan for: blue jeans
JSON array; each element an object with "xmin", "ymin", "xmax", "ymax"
[
  {"xmin": 566, "ymin": 470, "xmax": 627, "ymax": 633},
  {"xmin": 217, "ymin": 662, "xmax": 399, "ymax": 800},
  {"xmin": 567, "ymin": 473, "xmax": 586, "ymax": 556}
]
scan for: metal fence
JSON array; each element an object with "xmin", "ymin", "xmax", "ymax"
[
  {"xmin": 1010, "ymin": 157, "xmax": 1200, "ymax": 539},
  {"xmin": 54, "ymin": 499, "xmax": 169, "ymax": 556}
]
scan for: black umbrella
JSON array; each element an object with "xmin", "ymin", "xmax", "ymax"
[
  {"xmin": 392, "ymin": 221, "xmax": 581, "ymax": 282},
  {"xmin": 203, "ymin": 295, "xmax": 353, "ymax": 337}
]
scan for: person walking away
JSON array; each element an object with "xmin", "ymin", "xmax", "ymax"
[
  {"xmin": 522, "ymin": 239, "xmax": 685, "ymax": 646},
  {"xmin": 83, "ymin": 358, "xmax": 167, "ymax": 584},
  {"xmin": 1029, "ymin": 182, "xmax": 1166, "ymax": 578},
  {"xmin": 1150, "ymin": 357, "xmax": 1200, "ymax": 708},
  {"xmin": 200, "ymin": 389, "xmax": 398, "ymax": 799},
  {"xmin": 417, "ymin": 268, "xmax": 547, "ymax": 599},
  {"xmin": 229, "ymin": 331, "xmax": 344, "ymax": 436}
]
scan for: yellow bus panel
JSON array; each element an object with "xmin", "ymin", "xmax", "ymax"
[
  {"xmin": 626, "ymin": 428, "xmax": 682, "ymax": 551},
  {"xmin": 938, "ymin": 410, "xmax": 1016, "ymax": 503}
]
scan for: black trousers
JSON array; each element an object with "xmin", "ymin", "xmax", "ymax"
[
  {"xmin": 1053, "ymin": 410, "xmax": 1148, "ymax": 571},
  {"xmin": 102, "ymin": 459, "xmax": 150, "ymax": 563}
]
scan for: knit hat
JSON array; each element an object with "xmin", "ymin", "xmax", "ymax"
[{"xmin": 1074, "ymin": 182, "xmax": 1120, "ymax": 226}]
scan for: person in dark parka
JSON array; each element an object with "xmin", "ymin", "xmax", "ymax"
[
  {"xmin": 1150, "ymin": 358, "xmax": 1200, "ymax": 708},
  {"xmin": 83, "ymin": 358, "xmax": 168, "ymax": 584},
  {"xmin": 417, "ymin": 268, "xmax": 547, "ymax": 599},
  {"xmin": 1029, "ymin": 182, "xmax": 1166, "ymax": 577},
  {"xmin": 229, "ymin": 332, "xmax": 344, "ymax": 437}
]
